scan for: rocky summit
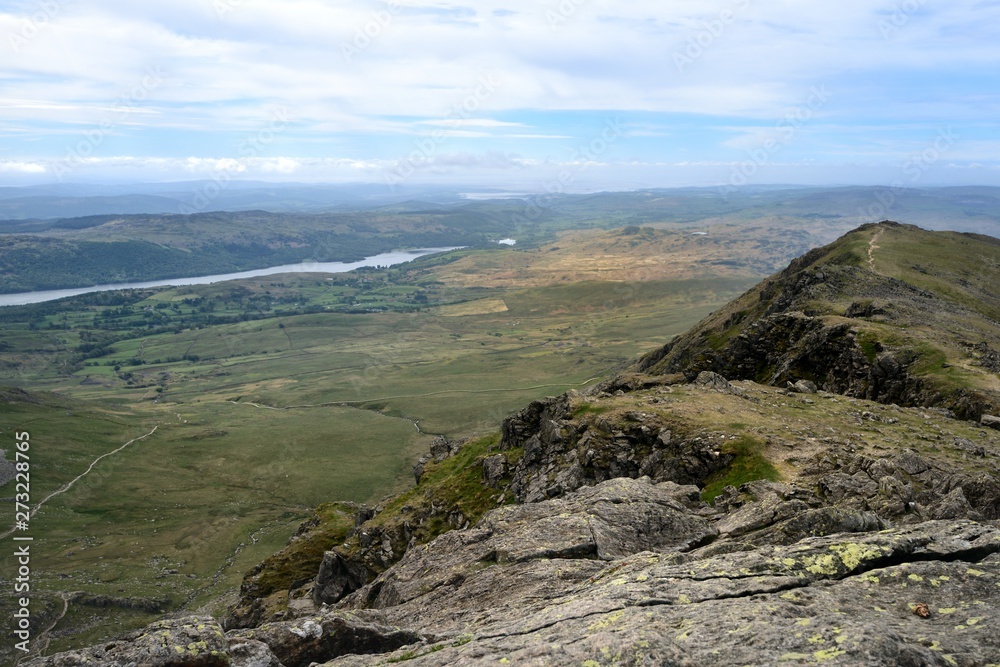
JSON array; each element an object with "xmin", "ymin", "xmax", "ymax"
[{"xmin": 27, "ymin": 222, "xmax": 1000, "ymax": 666}]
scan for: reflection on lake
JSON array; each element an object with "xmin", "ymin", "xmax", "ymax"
[{"xmin": 0, "ymin": 248, "xmax": 461, "ymax": 307}]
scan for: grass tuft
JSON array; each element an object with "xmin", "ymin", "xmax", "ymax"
[{"xmin": 700, "ymin": 435, "xmax": 781, "ymax": 504}]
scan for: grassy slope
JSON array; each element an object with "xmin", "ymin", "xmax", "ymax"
[{"xmin": 642, "ymin": 222, "xmax": 1000, "ymax": 405}]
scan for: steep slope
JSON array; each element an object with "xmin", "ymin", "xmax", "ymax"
[{"xmin": 637, "ymin": 221, "xmax": 1000, "ymax": 420}]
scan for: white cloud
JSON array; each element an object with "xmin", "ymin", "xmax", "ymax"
[
  {"xmin": 1, "ymin": 1, "xmax": 998, "ymax": 186},
  {"xmin": 0, "ymin": 161, "xmax": 47, "ymax": 174}
]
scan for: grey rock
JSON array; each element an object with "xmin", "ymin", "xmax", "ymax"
[
  {"xmin": 790, "ymin": 379, "xmax": 819, "ymax": 394},
  {"xmin": 983, "ymin": 414, "xmax": 1000, "ymax": 429},
  {"xmin": 322, "ymin": 521, "xmax": 1000, "ymax": 666},
  {"xmin": 694, "ymin": 370, "xmax": 740, "ymax": 394},
  {"xmin": 313, "ymin": 550, "xmax": 370, "ymax": 606},
  {"xmin": 24, "ymin": 616, "xmax": 229, "ymax": 667},
  {"xmin": 229, "ymin": 639, "xmax": 283, "ymax": 667},
  {"xmin": 412, "ymin": 454, "xmax": 430, "ymax": 484},
  {"xmin": 481, "ymin": 454, "xmax": 507, "ymax": 487},
  {"xmin": 927, "ymin": 487, "xmax": 982, "ymax": 521},
  {"xmin": 343, "ymin": 477, "xmax": 716, "ymax": 614},
  {"xmin": 228, "ymin": 612, "xmax": 426, "ymax": 667}
]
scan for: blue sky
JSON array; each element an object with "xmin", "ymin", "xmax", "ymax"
[{"xmin": 1, "ymin": 0, "xmax": 998, "ymax": 190}]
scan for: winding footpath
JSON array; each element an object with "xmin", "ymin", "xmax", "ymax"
[
  {"xmin": 1, "ymin": 426, "xmax": 159, "ymax": 540},
  {"xmin": 868, "ymin": 226, "xmax": 885, "ymax": 271}
]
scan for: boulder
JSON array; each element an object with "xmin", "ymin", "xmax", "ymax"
[
  {"xmin": 23, "ymin": 616, "xmax": 229, "ymax": 667},
  {"xmin": 228, "ymin": 612, "xmax": 426, "ymax": 667}
]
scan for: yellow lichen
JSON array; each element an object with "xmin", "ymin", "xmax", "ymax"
[
  {"xmin": 587, "ymin": 609, "xmax": 625, "ymax": 631},
  {"xmin": 829, "ymin": 543, "xmax": 884, "ymax": 571},
  {"xmin": 938, "ymin": 608, "xmax": 957, "ymax": 615},
  {"xmin": 908, "ymin": 574, "xmax": 924, "ymax": 582},
  {"xmin": 805, "ymin": 554, "xmax": 840, "ymax": 576},
  {"xmin": 814, "ymin": 648, "xmax": 847, "ymax": 662}
]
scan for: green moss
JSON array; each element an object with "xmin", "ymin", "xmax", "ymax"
[
  {"xmin": 356, "ymin": 432, "xmax": 509, "ymax": 565},
  {"xmin": 248, "ymin": 502, "xmax": 356, "ymax": 598},
  {"xmin": 572, "ymin": 402, "xmax": 611, "ymax": 418},
  {"xmin": 857, "ymin": 332, "xmax": 880, "ymax": 363},
  {"xmin": 700, "ymin": 435, "xmax": 781, "ymax": 503}
]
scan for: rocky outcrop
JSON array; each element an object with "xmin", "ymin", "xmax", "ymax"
[
  {"xmin": 498, "ymin": 395, "xmax": 729, "ymax": 504},
  {"xmin": 23, "ymin": 616, "xmax": 229, "ymax": 667},
  {"xmin": 321, "ymin": 518, "xmax": 1000, "ymax": 666},
  {"xmin": 37, "ymin": 462, "xmax": 1000, "ymax": 667},
  {"xmin": 228, "ymin": 613, "xmax": 428, "ymax": 667},
  {"xmin": 34, "ymin": 422, "xmax": 1000, "ymax": 667}
]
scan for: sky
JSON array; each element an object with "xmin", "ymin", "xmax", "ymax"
[{"xmin": 1, "ymin": 0, "xmax": 999, "ymax": 191}]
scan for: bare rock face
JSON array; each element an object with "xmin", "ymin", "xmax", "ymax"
[
  {"xmin": 342, "ymin": 477, "xmax": 715, "ymax": 614},
  {"xmin": 31, "ymin": 474, "xmax": 1000, "ymax": 667},
  {"xmin": 23, "ymin": 616, "xmax": 229, "ymax": 667},
  {"xmin": 228, "ymin": 613, "xmax": 428, "ymax": 667},
  {"xmin": 313, "ymin": 550, "xmax": 371, "ymax": 606},
  {"xmin": 321, "ymin": 511, "xmax": 1000, "ymax": 667},
  {"xmin": 228, "ymin": 639, "xmax": 282, "ymax": 667}
]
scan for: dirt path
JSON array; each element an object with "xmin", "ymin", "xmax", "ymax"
[
  {"xmin": 17, "ymin": 593, "xmax": 71, "ymax": 665},
  {"xmin": 1, "ymin": 426, "xmax": 159, "ymax": 539},
  {"xmin": 868, "ymin": 226, "xmax": 885, "ymax": 271}
]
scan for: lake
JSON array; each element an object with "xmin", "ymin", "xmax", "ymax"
[{"xmin": 0, "ymin": 247, "xmax": 461, "ymax": 307}]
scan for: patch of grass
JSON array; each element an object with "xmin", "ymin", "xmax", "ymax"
[
  {"xmin": 247, "ymin": 502, "xmax": 357, "ymax": 599},
  {"xmin": 857, "ymin": 331, "xmax": 880, "ymax": 363},
  {"xmin": 373, "ymin": 433, "xmax": 504, "ymax": 536},
  {"xmin": 701, "ymin": 435, "xmax": 781, "ymax": 504},
  {"xmin": 572, "ymin": 402, "xmax": 611, "ymax": 418}
]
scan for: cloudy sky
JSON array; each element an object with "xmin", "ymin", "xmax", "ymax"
[{"xmin": 1, "ymin": 0, "xmax": 998, "ymax": 190}]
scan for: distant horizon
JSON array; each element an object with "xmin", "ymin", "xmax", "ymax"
[{"xmin": 2, "ymin": 180, "xmax": 1000, "ymax": 194}]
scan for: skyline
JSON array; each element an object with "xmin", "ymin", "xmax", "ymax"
[{"xmin": 1, "ymin": 0, "xmax": 999, "ymax": 190}]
